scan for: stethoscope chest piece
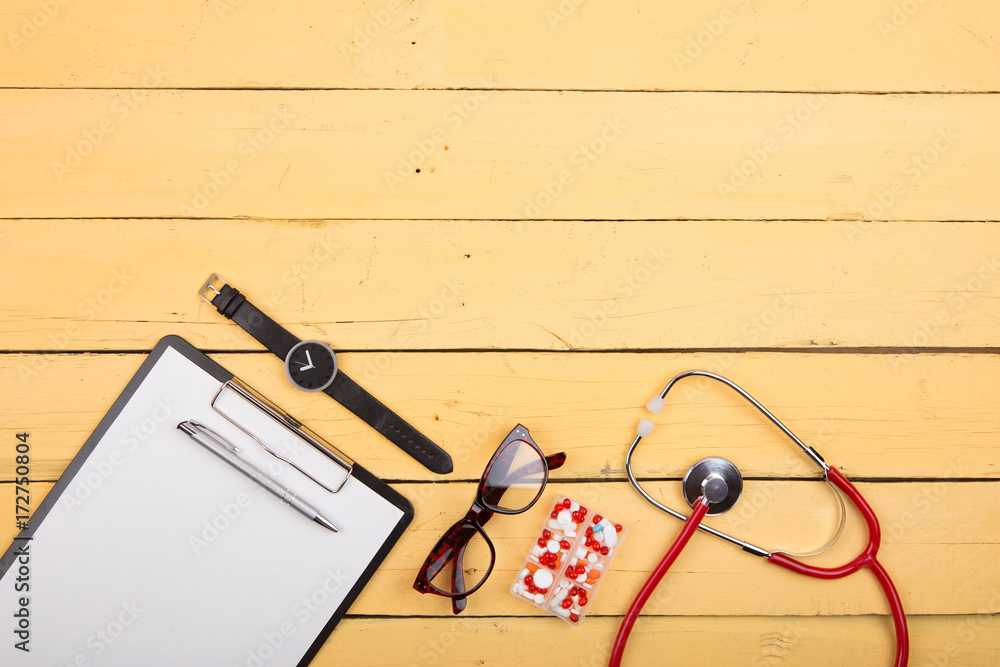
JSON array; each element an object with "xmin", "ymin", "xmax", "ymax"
[{"xmin": 682, "ymin": 457, "xmax": 742, "ymax": 516}]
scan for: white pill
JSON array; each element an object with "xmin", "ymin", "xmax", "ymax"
[
  {"xmin": 595, "ymin": 562, "xmax": 605, "ymax": 570},
  {"xmin": 575, "ymin": 574, "xmax": 586, "ymax": 583},
  {"xmin": 557, "ymin": 509, "xmax": 572, "ymax": 525},
  {"xmin": 533, "ymin": 569, "xmax": 554, "ymax": 588},
  {"xmin": 587, "ymin": 553, "xmax": 598, "ymax": 564},
  {"xmin": 604, "ymin": 526, "xmax": 618, "ymax": 548},
  {"xmin": 565, "ymin": 529, "xmax": 577, "ymax": 539},
  {"xmin": 595, "ymin": 530, "xmax": 605, "ymax": 543},
  {"xmin": 547, "ymin": 519, "xmax": 563, "ymax": 531},
  {"xmin": 534, "ymin": 593, "xmax": 544, "ymax": 604},
  {"xmin": 575, "ymin": 547, "xmax": 587, "ymax": 559},
  {"xmin": 518, "ymin": 568, "xmax": 530, "ymax": 581},
  {"xmin": 570, "ymin": 501, "xmax": 579, "ymax": 512},
  {"xmin": 553, "ymin": 587, "xmax": 568, "ymax": 604},
  {"xmin": 546, "ymin": 540, "xmax": 560, "ymax": 553},
  {"xmin": 530, "ymin": 545, "xmax": 543, "ymax": 557},
  {"xmin": 522, "ymin": 589, "xmax": 535, "ymax": 600},
  {"xmin": 555, "ymin": 606, "xmax": 571, "ymax": 618},
  {"xmin": 513, "ymin": 583, "xmax": 523, "ymax": 594}
]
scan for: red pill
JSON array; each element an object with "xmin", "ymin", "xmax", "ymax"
[
  {"xmin": 550, "ymin": 510, "xmax": 558, "ymax": 519},
  {"xmin": 578, "ymin": 596, "xmax": 588, "ymax": 607},
  {"xmin": 615, "ymin": 524, "xmax": 623, "ymax": 533},
  {"xmin": 542, "ymin": 529, "xmax": 552, "ymax": 540},
  {"xmin": 592, "ymin": 515, "xmax": 602, "ymax": 524},
  {"xmin": 524, "ymin": 574, "xmax": 534, "ymax": 586},
  {"xmin": 560, "ymin": 540, "xmax": 571, "ymax": 550},
  {"xmin": 569, "ymin": 586, "xmax": 579, "ymax": 597},
  {"xmin": 562, "ymin": 499, "xmax": 572, "ymax": 510},
  {"xmin": 570, "ymin": 613, "xmax": 580, "ymax": 623},
  {"xmin": 601, "ymin": 546, "xmax": 610, "ymax": 555},
  {"xmin": 566, "ymin": 567, "xmax": 575, "ymax": 577}
]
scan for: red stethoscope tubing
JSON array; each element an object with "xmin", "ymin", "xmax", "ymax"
[
  {"xmin": 609, "ymin": 500, "xmax": 710, "ymax": 667},
  {"xmin": 768, "ymin": 466, "xmax": 909, "ymax": 667},
  {"xmin": 610, "ymin": 467, "xmax": 908, "ymax": 667}
]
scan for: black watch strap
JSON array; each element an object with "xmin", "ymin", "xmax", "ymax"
[{"xmin": 201, "ymin": 276, "xmax": 453, "ymax": 474}]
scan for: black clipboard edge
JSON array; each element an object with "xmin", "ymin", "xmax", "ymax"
[
  {"xmin": 1, "ymin": 334, "xmax": 190, "ymax": 577},
  {"xmin": 0, "ymin": 335, "xmax": 415, "ymax": 667},
  {"xmin": 297, "ymin": 463, "xmax": 414, "ymax": 667}
]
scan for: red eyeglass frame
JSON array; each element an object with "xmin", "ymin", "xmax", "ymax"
[{"xmin": 413, "ymin": 424, "xmax": 567, "ymax": 614}]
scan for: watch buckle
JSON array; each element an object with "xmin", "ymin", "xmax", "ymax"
[{"xmin": 199, "ymin": 273, "xmax": 229, "ymax": 305}]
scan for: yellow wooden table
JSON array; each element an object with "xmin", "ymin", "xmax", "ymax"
[{"xmin": 2, "ymin": 1, "xmax": 999, "ymax": 665}]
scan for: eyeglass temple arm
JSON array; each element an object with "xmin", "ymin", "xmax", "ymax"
[
  {"xmin": 451, "ymin": 544, "xmax": 468, "ymax": 614},
  {"xmin": 418, "ymin": 515, "xmax": 479, "ymax": 583},
  {"xmin": 545, "ymin": 452, "xmax": 567, "ymax": 471}
]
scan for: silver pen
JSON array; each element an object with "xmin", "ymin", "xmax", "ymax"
[{"xmin": 177, "ymin": 420, "xmax": 339, "ymax": 533}]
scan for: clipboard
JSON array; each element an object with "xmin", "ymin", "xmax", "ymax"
[{"xmin": 0, "ymin": 335, "xmax": 413, "ymax": 666}]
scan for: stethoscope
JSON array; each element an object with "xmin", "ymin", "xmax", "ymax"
[{"xmin": 610, "ymin": 371, "xmax": 909, "ymax": 667}]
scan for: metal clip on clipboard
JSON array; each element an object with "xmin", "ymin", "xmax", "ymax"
[{"xmin": 211, "ymin": 378, "xmax": 354, "ymax": 494}]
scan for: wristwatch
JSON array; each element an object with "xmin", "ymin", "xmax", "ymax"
[{"xmin": 199, "ymin": 274, "xmax": 453, "ymax": 474}]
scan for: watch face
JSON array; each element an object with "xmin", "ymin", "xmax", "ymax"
[{"xmin": 284, "ymin": 340, "xmax": 338, "ymax": 392}]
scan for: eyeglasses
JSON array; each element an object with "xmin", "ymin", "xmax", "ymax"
[{"xmin": 413, "ymin": 424, "xmax": 566, "ymax": 614}]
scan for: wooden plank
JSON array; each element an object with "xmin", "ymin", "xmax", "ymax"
[
  {"xmin": 2, "ymin": 1, "xmax": 999, "ymax": 92},
  {"xmin": 0, "ymin": 92, "xmax": 994, "ymax": 220},
  {"xmin": 3, "ymin": 220, "xmax": 1000, "ymax": 351},
  {"xmin": 2, "ymin": 480, "xmax": 998, "ymax": 616},
  {"xmin": 320, "ymin": 616, "xmax": 1000, "ymax": 666},
  {"xmin": 2, "ymin": 352, "xmax": 998, "ymax": 482}
]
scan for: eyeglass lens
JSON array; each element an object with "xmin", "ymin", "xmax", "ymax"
[{"xmin": 485, "ymin": 439, "xmax": 546, "ymax": 512}]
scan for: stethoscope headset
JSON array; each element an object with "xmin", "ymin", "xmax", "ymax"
[{"xmin": 610, "ymin": 371, "xmax": 909, "ymax": 667}]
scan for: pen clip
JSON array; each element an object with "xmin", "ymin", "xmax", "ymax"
[
  {"xmin": 211, "ymin": 378, "xmax": 354, "ymax": 494},
  {"xmin": 182, "ymin": 420, "xmax": 242, "ymax": 454}
]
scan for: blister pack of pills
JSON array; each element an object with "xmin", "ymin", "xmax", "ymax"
[{"xmin": 509, "ymin": 495, "xmax": 627, "ymax": 624}]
